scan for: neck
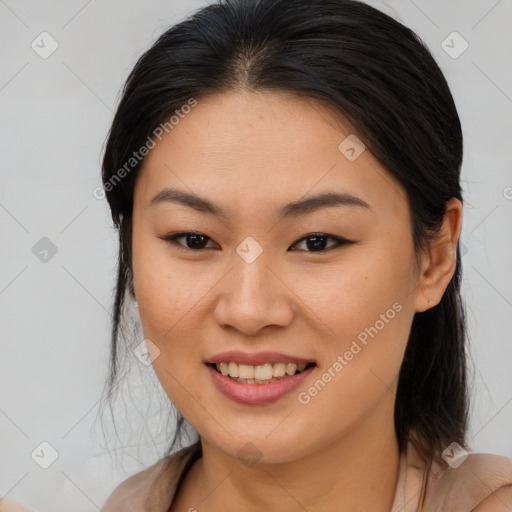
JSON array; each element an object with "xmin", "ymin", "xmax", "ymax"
[{"xmin": 184, "ymin": 398, "xmax": 401, "ymax": 512}]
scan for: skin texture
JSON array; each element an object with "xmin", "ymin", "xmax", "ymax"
[
  {"xmin": 474, "ymin": 486, "xmax": 512, "ymax": 511},
  {"xmin": 131, "ymin": 90, "xmax": 463, "ymax": 512}
]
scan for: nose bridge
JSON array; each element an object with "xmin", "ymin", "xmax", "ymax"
[
  {"xmin": 214, "ymin": 241, "xmax": 294, "ymax": 334},
  {"xmin": 235, "ymin": 246, "xmax": 272, "ymax": 298}
]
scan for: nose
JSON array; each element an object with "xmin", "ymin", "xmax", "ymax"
[{"xmin": 213, "ymin": 253, "xmax": 295, "ymax": 336}]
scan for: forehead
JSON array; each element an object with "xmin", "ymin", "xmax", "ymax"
[{"xmin": 134, "ymin": 90, "xmax": 408, "ymax": 218}]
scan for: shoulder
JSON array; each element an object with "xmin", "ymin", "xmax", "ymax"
[
  {"xmin": 101, "ymin": 442, "xmax": 201, "ymax": 511},
  {"xmin": 0, "ymin": 498, "xmax": 36, "ymax": 512},
  {"xmin": 424, "ymin": 451, "xmax": 512, "ymax": 512},
  {"xmin": 100, "ymin": 456, "xmax": 171, "ymax": 511},
  {"xmin": 473, "ymin": 484, "xmax": 512, "ymax": 511}
]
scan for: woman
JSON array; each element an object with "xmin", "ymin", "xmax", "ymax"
[{"xmin": 96, "ymin": 0, "xmax": 512, "ymax": 510}]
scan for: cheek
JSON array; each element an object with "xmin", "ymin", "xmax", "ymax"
[
  {"xmin": 294, "ymin": 242, "xmax": 416, "ymax": 385},
  {"xmin": 295, "ymin": 242, "xmax": 414, "ymax": 333},
  {"xmin": 132, "ymin": 227, "xmax": 203, "ymax": 337},
  {"xmin": 289, "ymin": 268, "xmax": 414, "ymax": 438},
  {"xmin": 131, "ymin": 231, "xmax": 217, "ymax": 411},
  {"xmin": 132, "ymin": 246, "xmax": 209, "ymax": 407}
]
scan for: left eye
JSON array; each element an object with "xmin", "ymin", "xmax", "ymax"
[
  {"xmin": 291, "ymin": 233, "xmax": 348, "ymax": 252},
  {"xmin": 160, "ymin": 232, "xmax": 351, "ymax": 253}
]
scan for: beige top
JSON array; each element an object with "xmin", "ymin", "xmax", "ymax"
[
  {"xmin": 100, "ymin": 440, "xmax": 512, "ymax": 512},
  {"xmin": 0, "ymin": 498, "xmax": 36, "ymax": 512}
]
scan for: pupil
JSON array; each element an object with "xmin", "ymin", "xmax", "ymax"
[
  {"xmin": 307, "ymin": 235, "xmax": 327, "ymax": 251},
  {"xmin": 188, "ymin": 234, "xmax": 207, "ymax": 249}
]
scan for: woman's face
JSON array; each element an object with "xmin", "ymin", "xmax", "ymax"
[{"xmin": 131, "ymin": 90, "xmax": 427, "ymax": 463}]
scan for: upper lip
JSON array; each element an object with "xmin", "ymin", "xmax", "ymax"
[{"xmin": 205, "ymin": 351, "xmax": 315, "ymax": 366}]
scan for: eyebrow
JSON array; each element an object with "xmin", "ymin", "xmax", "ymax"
[{"xmin": 148, "ymin": 187, "xmax": 371, "ymax": 220}]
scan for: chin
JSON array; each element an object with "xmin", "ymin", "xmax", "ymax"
[{"xmin": 196, "ymin": 420, "xmax": 318, "ymax": 466}]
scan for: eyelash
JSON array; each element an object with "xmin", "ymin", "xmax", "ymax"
[{"xmin": 159, "ymin": 231, "xmax": 352, "ymax": 253}]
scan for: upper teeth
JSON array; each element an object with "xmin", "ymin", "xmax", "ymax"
[{"xmin": 215, "ymin": 362, "xmax": 307, "ymax": 380}]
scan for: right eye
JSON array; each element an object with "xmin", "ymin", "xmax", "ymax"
[{"xmin": 159, "ymin": 231, "xmax": 219, "ymax": 251}]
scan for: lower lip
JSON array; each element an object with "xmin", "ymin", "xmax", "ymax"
[{"xmin": 206, "ymin": 364, "xmax": 315, "ymax": 405}]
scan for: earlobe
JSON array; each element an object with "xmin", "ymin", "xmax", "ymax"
[{"xmin": 414, "ymin": 198, "xmax": 463, "ymax": 313}]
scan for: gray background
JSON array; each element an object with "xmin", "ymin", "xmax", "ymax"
[{"xmin": 1, "ymin": 0, "xmax": 511, "ymax": 510}]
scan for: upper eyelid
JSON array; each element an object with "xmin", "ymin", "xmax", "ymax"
[
  {"xmin": 163, "ymin": 231, "xmax": 349, "ymax": 250},
  {"xmin": 291, "ymin": 234, "xmax": 344, "ymax": 250}
]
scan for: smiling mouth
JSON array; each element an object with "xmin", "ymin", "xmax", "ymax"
[{"xmin": 208, "ymin": 362, "xmax": 316, "ymax": 384}]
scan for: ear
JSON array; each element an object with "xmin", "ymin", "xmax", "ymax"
[{"xmin": 414, "ymin": 197, "xmax": 463, "ymax": 313}]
